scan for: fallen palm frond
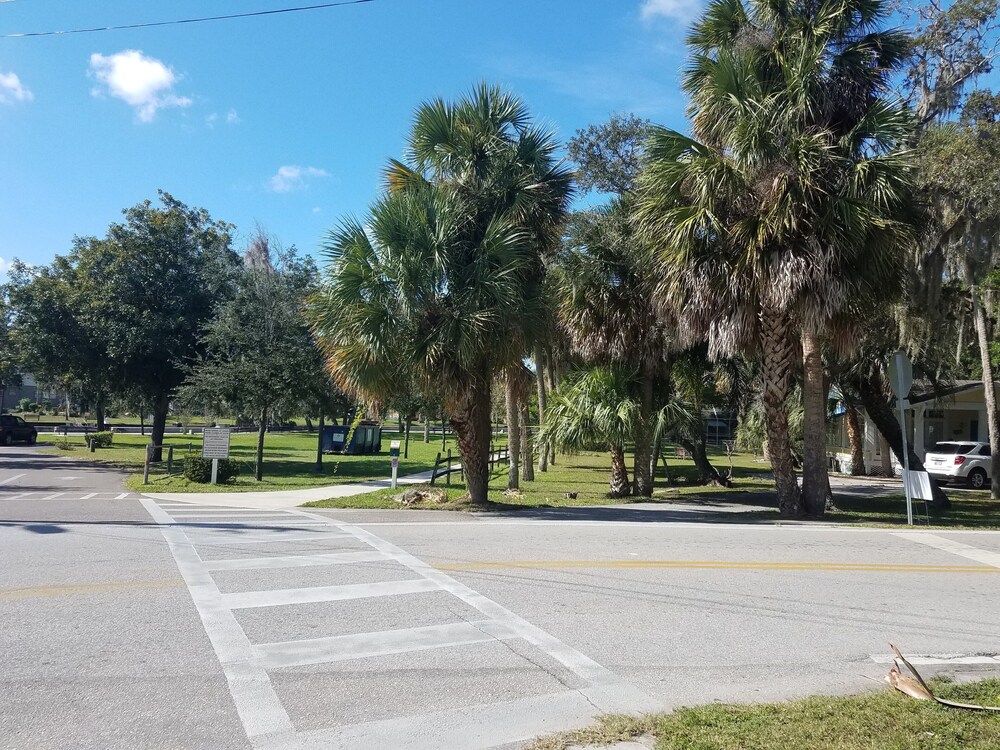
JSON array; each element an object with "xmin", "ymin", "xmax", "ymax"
[{"xmin": 886, "ymin": 643, "xmax": 1000, "ymax": 712}]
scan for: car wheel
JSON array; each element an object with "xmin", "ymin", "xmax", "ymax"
[
  {"xmin": 28, "ymin": 433, "xmax": 37, "ymax": 445},
  {"xmin": 3, "ymin": 432, "xmax": 12, "ymax": 446},
  {"xmin": 969, "ymin": 468, "xmax": 988, "ymax": 490}
]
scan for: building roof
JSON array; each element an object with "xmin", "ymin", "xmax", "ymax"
[{"xmin": 909, "ymin": 380, "xmax": 987, "ymax": 405}]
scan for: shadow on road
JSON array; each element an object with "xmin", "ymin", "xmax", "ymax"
[{"xmin": 0, "ymin": 519, "xmax": 341, "ymax": 535}]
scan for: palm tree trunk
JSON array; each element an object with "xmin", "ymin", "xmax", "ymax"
[
  {"xmin": 423, "ymin": 416, "xmax": 430, "ymax": 443},
  {"xmin": 650, "ymin": 433, "xmax": 662, "ymax": 488},
  {"xmin": 609, "ymin": 445, "xmax": 631, "ymax": 498},
  {"xmin": 800, "ymin": 328, "xmax": 828, "ymax": 517},
  {"xmin": 855, "ymin": 373, "xmax": 950, "ymax": 510},
  {"xmin": 845, "ymin": 404, "xmax": 866, "ymax": 476},
  {"xmin": 761, "ymin": 309, "xmax": 802, "ymax": 517},
  {"xmin": 505, "ymin": 377, "xmax": 520, "ymax": 490},
  {"xmin": 546, "ymin": 351, "xmax": 557, "ymax": 466},
  {"xmin": 678, "ymin": 437, "xmax": 731, "ymax": 487},
  {"xmin": 632, "ymin": 364, "xmax": 655, "ymax": 497},
  {"xmin": 534, "ymin": 350, "xmax": 549, "ymax": 472},
  {"xmin": 449, "ymin": 379, "xmax": 492, "ymax": 506},
  {"xmin": 520, "ymin": 399, "xmax": 534, "ymax": 482},
  {"xmin": 971, "ymin": 291, "xmax": 1000, "ymax": 499}
]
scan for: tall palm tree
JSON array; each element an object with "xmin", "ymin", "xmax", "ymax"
[
  {"xmin": 636, "ymin": 0, "xmax": 916, "ymax": 516},
  {"xmin": 554, "ymin": 202, "xmax": 673, "ymax": 496},
  {"xmin": 311, "ymin": 86, "xmax": 571, "ymax": 506}
]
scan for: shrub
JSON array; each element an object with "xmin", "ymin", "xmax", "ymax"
[
  {"xmin": 54, "ymin": 439, "xmax": 74, "ymax": 451},
  {"xmin": 17, "ymin": 398, "xmax": 32, "ymax": 412},
  {"xmin": 182, "ymin": 456, "xmax": 240, "ymax": 484},
  {"xmin": 89, "ymin": 431, "xmax": 114, "ymax": 448}
]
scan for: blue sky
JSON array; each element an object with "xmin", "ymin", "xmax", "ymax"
[{"xmin": 0, "ymin": 0, "xmax": 694, "ymax": 273}]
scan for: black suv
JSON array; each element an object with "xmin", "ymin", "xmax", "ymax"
[{"xmin": 0, "ymin": 414, "xmax": 38, "ymax": 445}]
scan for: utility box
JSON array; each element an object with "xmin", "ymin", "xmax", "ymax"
[{"xmin": 321, "ymin": 423, "xmax": 382, "ymax": 455}]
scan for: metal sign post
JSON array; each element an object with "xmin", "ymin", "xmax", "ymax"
[
  {"xmin": 202, "ymin": 427, "xmax": 232, "ymax": 485},
  {"xmin": 389, "ymin": 440, "xmax": 401, "ymax": 489},
  {"xmin": 888, "ymin": 351, "xmax": 914, "ymax": 525}
]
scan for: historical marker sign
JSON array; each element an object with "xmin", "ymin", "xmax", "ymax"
[{"xmin": 202, "ymin": 427, "xmax": 231, "ymax": 460}]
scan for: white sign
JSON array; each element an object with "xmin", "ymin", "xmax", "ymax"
[
  {"xmin": 905, "ymin": 470, "xmax": 934, "ymax": 501},
  {"xmin": 202, "ymin": 427, "xmax": 231, "ymax": 459},
  {"xmin": 889, "ymin": 350, "xmax": 913, "ymax": 399}
]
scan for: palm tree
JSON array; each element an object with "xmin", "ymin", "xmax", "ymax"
[
  {"xmin": 636, "ymin": 0, "xmax": 915, "ymax": 516},
  {"xmin": 540, "ymin": 367, "xmax": 701, "ymax": 497},
  {"xmin": 311, "ymin": 86, "xmax": 571, "ymax": 506},
  {"xmin": 554, "ymin": 203, "xmax": 672, "ymax": 496}
]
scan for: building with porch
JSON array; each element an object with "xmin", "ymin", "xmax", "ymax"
[{"xmin": 828, "ymin": 381, "xmax": 988, "ymax": 475}]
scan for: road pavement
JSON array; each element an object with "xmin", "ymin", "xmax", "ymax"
[{"xmin": 2, "ymin": 448, "xmax": 999, "ymax": 750}]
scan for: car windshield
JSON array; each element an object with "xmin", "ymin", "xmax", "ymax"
[{"xmin": 929, "ymin": 442, "xmax": 977, "ymax": 455}]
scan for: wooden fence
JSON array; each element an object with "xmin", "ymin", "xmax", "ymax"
[{"xmin": 429, "ymin": 446, "xmax": 510, "ymax": 487}]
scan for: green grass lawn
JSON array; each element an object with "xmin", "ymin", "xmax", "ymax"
[
  {"xmin": 35, "ymin": 430, "xmax": 470, "ymax": 493},
  {"xmin": 304, "ymin": 448, "xmax": 776, "ymax": 509},
  {"xmin": 528, "ymin": 678, "xmax": 1000, "ymax": 750},
  {"xmin": 822, "ymin": 491, "xmax": 1000, "ymax": 528},
  {"xmin": 723, "ymin": 490, "xmax": 1000, "ymax": 529}
]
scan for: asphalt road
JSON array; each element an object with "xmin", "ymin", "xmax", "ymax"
[{"xmin": 3, "ymin": 448, "xmax": 999, "ymax": 750}]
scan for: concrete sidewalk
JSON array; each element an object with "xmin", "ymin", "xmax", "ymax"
[{"xmin": 142, "ymin": 468, "xmax": 436, "ymax": 509}]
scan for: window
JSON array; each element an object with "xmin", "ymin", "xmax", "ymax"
[
  {"xmin": 929, "ymin": 442, "xmax": 977, "ymax": 455},
  {"xmin": 930, "ymin": 442, "xmax": 958, "ymax": 453},
  {"xmin": 14, "ymin": 417, "xmax": 25, "ymax": 426},
  {"xmin": 980, "ymin": 445, "xmax": 992, "ymax": 457}
]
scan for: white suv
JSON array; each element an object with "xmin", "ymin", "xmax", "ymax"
[{"xmin": 924, "ymin": 441, "xmax": 992, "ymax": 489}]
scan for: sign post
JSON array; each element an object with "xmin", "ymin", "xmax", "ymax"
[
  {"xmin": 389, "ymin": 440, "xmax": 401, "ymax": 489},
  {"xmin": 202, "ymin": 427, "xmax": 232, "ymax": 485},
  {"xmin": 888, "ymin": 350, "xmax": 914, "ymax": 525}
]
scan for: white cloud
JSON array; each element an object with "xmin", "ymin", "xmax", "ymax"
[
  {"xmin": 89, "ymin": 50, "xmax": 191, "ymax": 122},
  {"xmin": 207, "ymin": 108, "xmax": 241, "ymax": 128},
  {"xmin": 0, "ymin": 71, "xmax": 33, "ymax": 104},
  {"xmin": 269, "ymin": 165, "xmax": 329, "ymax": 193},
  {"xmin": 641, "ymin": 0, "xmax": 700, "ymax": 21}
]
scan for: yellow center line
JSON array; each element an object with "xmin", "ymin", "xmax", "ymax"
[
  {"xmin": 0, "ymin": 579, "xmax": 184, "ymax": 601},
  {"xmin": 435, "ymin": 560, "xmax": 999, "ymax": 574}
]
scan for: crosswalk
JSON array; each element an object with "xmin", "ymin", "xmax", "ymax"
[
  {"xmin": 0, "ymin": 491, "xmax": 134, "ymax": 501},
  {"xmin": 142, "ymin": 500, "xmax": 657, "ymax": 750}
]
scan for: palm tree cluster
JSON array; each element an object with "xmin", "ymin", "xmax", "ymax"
[
  {"xmin": 312, "ymin": 0, "xmax": 1000, "ymax": 515},
  {"xmin": 635, "ymin": 0, "xmax": 917, "ymax": 516}
]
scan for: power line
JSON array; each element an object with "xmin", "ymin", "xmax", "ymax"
[{"xmin": 1, "ymin": 0, "xmax": 376, "ymax": 39}]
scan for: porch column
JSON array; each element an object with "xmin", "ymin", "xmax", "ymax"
[
  {"xmin": 863, "ymin": 414, "xmax": 877, "ymax": 473},
  {"xmin": 979, "ymin": 408, "xmax": 989, "ymax": 443}
]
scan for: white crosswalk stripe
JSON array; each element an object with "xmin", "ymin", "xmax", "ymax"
[{"xmin": 4, "ymin": 492, "xmax": 135, "ymax": 501}]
